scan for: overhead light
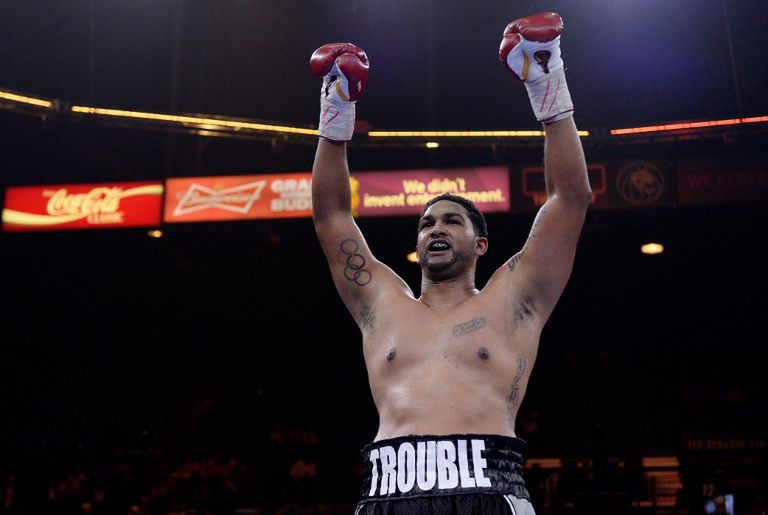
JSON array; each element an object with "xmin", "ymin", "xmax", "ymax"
[
  {"xmin": 147, "ymin": 229, "xmax": 164, "ymax": 239},
  {"xmin": 196, "ymin": 129, "xmax": 224, "ymax": 138},
  {"xmin": 373, "ymin": 130, "xmax": 536, "ymax": 137},
  {"xmin": 425, "ymin": 141, "xmax": 439, "ymax": 149},
  {"xmin": 641, "ymin": 242, "xmax": 664, "ymax": 255},
  {"xmin": 70, "ymin": 105, "xmax": 319, "ymax": 136},
  {"xmin": 0, "ymin": 89, "xmax": 54, "ymax": 109},
  {"xmin": 406, "ymin": 251, "xmax": 419, "ymax": 263},
  {"xmin": 611, "ymin": 115, "xmax": 768, "ymax": 135}
]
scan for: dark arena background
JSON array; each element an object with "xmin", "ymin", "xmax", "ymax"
[{"xmin": 1, "ymin": 1, "xmax": 767, "ymax": 514}]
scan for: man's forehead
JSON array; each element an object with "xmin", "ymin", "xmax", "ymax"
[{"xmin": 421, "ymin": 200, "xmax": 469, "ymax": 218}]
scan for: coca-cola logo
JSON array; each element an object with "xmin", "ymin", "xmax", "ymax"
[
  {"xmin": 2, "ymin": 183, "xmax": 163, "ymax": 230},
  {"xmin": 46, "ymin": 187, "xmax": 123, "ymax": 216}
]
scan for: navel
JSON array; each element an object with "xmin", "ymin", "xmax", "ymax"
[
  {"xmin": 386, "ymin": 347, "xmax": 397, "ymax": 361},
  {"xmin": 478, "ymin": 346, "xmax": 490, "ymax": 360}
]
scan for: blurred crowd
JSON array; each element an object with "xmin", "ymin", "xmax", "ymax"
[
  {"xmin": 1, "ymin": 388, "xmax": 764, "ymax": 515},
  {"xmin": 0, "ymin": 421, "xmax": 359, "ymax": 515}
]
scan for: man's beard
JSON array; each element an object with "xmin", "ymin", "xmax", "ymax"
[{"xmin": 419, "ymin": 247, "xmax": 471, "ymax": 275}]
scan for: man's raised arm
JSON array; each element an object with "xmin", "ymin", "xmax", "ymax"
[
  {"xmin": 312, "ymin": 138, "xmax": 353, "ymax": 224},
  {"xmin": 488, "ymin": 13, "xmax": 591, "ymax": 322},
  {"xmin": 310, "ymin": 42, "xmax": 368, "ymax": 225},
  {"xmin": 310, "ymin": 43, "xmax": 410, "ymax": 325},
  {"xmin": 310, "ymin": 42, "xmax": 368, "ymax": 227}
]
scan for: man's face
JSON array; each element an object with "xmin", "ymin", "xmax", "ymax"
[{"xmin": 416, "ymin": 200, "xmax": 486, "ymax": 276}]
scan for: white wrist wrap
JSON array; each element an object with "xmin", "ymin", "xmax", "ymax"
[
  {"xmin": 318, "ymin": 83, "xmax": 356, "ymax": 142},
  {"xmin": 525, "ymin": 67, "xmax": 573, "ymax": 124}
]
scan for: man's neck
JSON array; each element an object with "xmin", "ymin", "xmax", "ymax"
[{"xmin": 418, "ymin": 271, "xmax": 479, "ymax": 310}]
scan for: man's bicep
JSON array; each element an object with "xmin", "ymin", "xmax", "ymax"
[
  {"xmin": 314, "ymin": 213, "xmax": 400, "ymax": 324},
  {"xmin": 493, "ymin": 195, "xmax": 587, "ymax": 316}
]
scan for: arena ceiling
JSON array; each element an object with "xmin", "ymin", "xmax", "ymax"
[{"xmin": 1, "ymin": 0, "xmax": 766, "ymax": 133}]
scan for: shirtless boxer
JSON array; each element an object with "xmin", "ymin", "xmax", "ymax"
[{"xmin": 310, "ymin": 12, "xmax": 590, "ymax": 514}]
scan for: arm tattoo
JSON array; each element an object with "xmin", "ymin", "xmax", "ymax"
[
  {"xmin": 339, "ymin": 238, "xmax": 371, "ymax": 286},
  {"xmin": 529, "ymin": 206, "xmax": 547, "ymax": 239},
  {"xmin": 506, "ymin": 355, "xmax": 527, "ymax": 424},
  {"xmin": 507, "ymin": 206, "xmax": 548, "ymax": 271},
  {"xmin": 360, "ymin": 305, "xmax": 376, "ymax": 330},
  {"xmin": 452, "ymin": 316, "xmax": 487, "ymax": 338},
  {"xmin": 507, "ymin": 250, "xmax": 523, "ymax": 271}
]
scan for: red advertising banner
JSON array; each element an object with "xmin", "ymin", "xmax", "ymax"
[
  {"xmin": 517, "ymin": 164, "xmax": 608, "ymax": 210},
  {"xmin": 2, "ymin": 181, "xmax": 163, "ymax": 232},
  {"xmin": 511, "ymin": 160, "xmax": 676, "ymax": 213},
  {"xmin": 350, "ymin": 167, "xmax": 510, "ymax": 217},
  {"xmin": 164, "ymin": 173, "xmax": 312, "ymax": 222},
  {"xmin": 677, "ymin": 155, "xmax": 768, "ymax": 205}
]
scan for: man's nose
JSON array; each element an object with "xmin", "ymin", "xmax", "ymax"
[{"xmin": 430, "ymin": 226, "xmax": 447, "ymax": 237}]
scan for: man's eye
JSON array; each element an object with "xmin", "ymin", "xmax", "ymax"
[{"xmin": 421, "ymin": 221, "xmax": 433, "ymax": 229}]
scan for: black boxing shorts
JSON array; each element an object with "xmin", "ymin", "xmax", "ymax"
[{"xmin": 354, "ymin": 434, "xmax": 536, "ymax": 514}]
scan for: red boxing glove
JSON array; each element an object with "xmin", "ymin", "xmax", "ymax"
[
  {"xmin": 310, "ymin": 43, "xmax": 369, "ymax": 141},
  {"xmin": 499, "ymin": 12, "xmax": 573, "ymax": 123},
  {"xmin": 310, "ymin": 43, "xmax": 369, "ymax": 101},
  {"xmin": 499, "ymin": 12, "xmax": 563, "ymax": 80}
]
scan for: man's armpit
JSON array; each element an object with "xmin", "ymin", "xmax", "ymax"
[
  {"xmin": 360, "ymin": 304, "xmax": 376, "ymax": 331},
  {"xmin": 336, "ymin": 238, "xmax": 372, "ymax": 286}
]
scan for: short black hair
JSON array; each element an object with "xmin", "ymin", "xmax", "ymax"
[{"xmin": 420, "ymin": 193, "xmax": 488, "ymax": 238}]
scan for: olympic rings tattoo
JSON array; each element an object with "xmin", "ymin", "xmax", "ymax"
[{"xmin": 340, "ymin": 238, "xmax": 372, "ymax": 286}]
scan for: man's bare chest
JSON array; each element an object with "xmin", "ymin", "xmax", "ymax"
[{"xmin": 363, "ymin": 298, "xmax": 535, "ymax": 373}]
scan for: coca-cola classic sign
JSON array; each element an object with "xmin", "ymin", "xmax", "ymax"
[{"xmin": 2, "ymin": 182, "xmax": 164, "ymax": 231}]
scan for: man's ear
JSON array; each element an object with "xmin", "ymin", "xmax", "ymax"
[{"xmin": 475, "ymin": 237, "xmax": 489, "ymax": 257}]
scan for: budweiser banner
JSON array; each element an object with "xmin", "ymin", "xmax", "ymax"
[
  {"xmin": 164, "ymin": 173, "xmax": 312, "ymax": 222},
  {"xmin": 2, "ymin": 181, "xmax": 163, "ymax": 232},
  {"xmin": 350, "ymin": 167, "xmax": 510, "ymax": 217},
  {"xmin": 677, "ymin": 154, "xmax": 768, "ymax": 205},
  {"xmin": 164, "ymin": 168, "xmax": 510, "ymax": 222}
]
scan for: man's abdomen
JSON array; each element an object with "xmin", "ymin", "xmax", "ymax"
[{"xmin": 370, "ymin": 359, "xmax": 528, "ymax": 441}]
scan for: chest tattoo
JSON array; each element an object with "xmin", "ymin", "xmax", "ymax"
[{"xmin": 452, "ymin": 316, "xmax": 487, "ymax": 338}]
